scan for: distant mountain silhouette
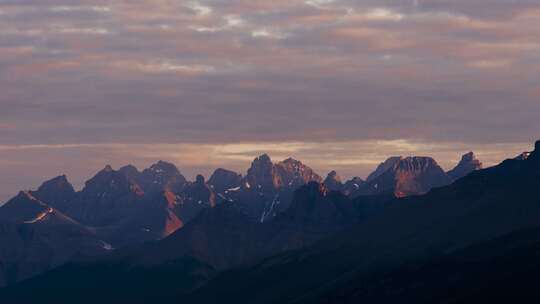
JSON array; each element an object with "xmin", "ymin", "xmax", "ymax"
[
  {"xmin": 0, "ymin": 191, "xmax": 107, "ymax": 286},
  {"xmin": 0, "ymin": 180, "xmax": 386, "ymax": 303},
  {"xmin": 0, "ymin": 148, "xmax": 489, "ymax": 292},
  {"xmin": 447, "ymin": 152, "xmax": 483, "ymax": 181},
  {"xmin": 180, "ymin": 140, "xmax": 540, "ymax": 304}
]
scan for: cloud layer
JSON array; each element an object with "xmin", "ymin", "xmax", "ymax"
[{"xmin": 0, "ymin": 0, "xmax": 539, "ymax": 200}]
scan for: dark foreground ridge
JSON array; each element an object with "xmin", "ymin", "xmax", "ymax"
[{"xmin": 1, "ymin": 142, "xmax": 537, "ymax": 303}]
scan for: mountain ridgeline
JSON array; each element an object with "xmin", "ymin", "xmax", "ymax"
[{"xmin": 2, "ymin": 144, "xmax": 527, "ymax": 303}]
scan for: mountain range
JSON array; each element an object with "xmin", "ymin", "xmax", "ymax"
[{"xmin": 2, "ymin": 145, "xmax": 522, "ymax": 303}]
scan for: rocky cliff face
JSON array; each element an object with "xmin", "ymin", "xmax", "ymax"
[
  {"xmin": 236, "ymin": 155, "xmax": 323, "ymax": 222},
  {"xmin": 274, "ymin": 158, "xmax": 323, "ymax": 189},
  {"xmin": 243, "ymin": 154, "xmax": 280, "ymax": 193},
  {"xmin": 359, "ymin": 156, "xmax": 452, "ymax": 198}
]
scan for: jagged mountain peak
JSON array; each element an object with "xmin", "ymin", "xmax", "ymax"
[
  {"xmin": 252, "ymin": 154, "xmax": 272, "ymax": 165},
  {"xmin": 118, "ymin": 164, "xmax": 140, "ymax": 178},
  {"xmin": 155, "ymin": 160, "xmax": 175, "ymax": 167},
  {"xmin": 279, "ymin": 157, "xmax": 301, "ymax": 165},
  {"xmin": 84, "ymin": 165, "xmax": 124, "ymax": 188},
  {"xmin": 245, "ymin": 154, "xmax": 280, "ymax": 191},
  {"xmin": 327, "ymin": 170, "xmax": 339, "ymax": 178},
  {"xmin": 366, "ymin": 156, "xmax": 403, "ymax": 182},
  {"xmin": 210, "ymin": 168, "xmax": 240, "ymax": 177},
  {"xmin": 36, "ymin": 175, "xmax": 74, "ymax": 193},
  {"xmin": 324, "ymin": 171, "xmax": 343, "ymax": 191},
  {"xmin": 86, "ymin": 165, "xmax": 121, "ymax": 185},
  {"xmin": 82, "ymin": 165, "xmax": 145, "ymax": 199},
  {"xmin": 462, "ymin": 151, "xmax": 477, "ymax": 161},
  {"xmin": 447, "ymin": 152, "xmax": 483, "ymax": 181},
  {"xmin": 275, "ymin": 158, "xmax": 322, "ymax": 188},
  {"xmin": 147, "ymin": 160, "xmax": 180, "ymax": 174},
  {"xmin": 140, "ymin": 161, "xmax": 187, "ymax": 193},
  {"xmin": 325, "ymin": 171, "xmax": 341, "ymax": 183},
  {"xmin": 396, "ymin": 156, "xmax": 438, "ymax": 168},
  {"xmin": 362, "ymin": 156, "xmax": 451, "ymax": 198},
  {"xmin": 208, "ymin": 168, "xmax": 242, "ymax": 193},
  {"xmin": 33, "ymin": 175, "xmax": 76, "ymax": 212}
]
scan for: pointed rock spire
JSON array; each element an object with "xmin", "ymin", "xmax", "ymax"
[
  {"xmin": 245, "ymin": 154, "xmax": 280, "ymax": 191},
  {"xmin": 33, "ymin": 175, "xmax": 76, "ymax": 212},
  {"xmin": 324, "ymin": 171, "xmax": 343, "ymax": 191},
  {"xmin": 447, "ymin": 152, "xmax": 483, "ymax": 181}
]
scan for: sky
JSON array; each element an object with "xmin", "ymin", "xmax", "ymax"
[{"xmin": 0, "ymin": 0, "xmax": 539, "ymax": 201}]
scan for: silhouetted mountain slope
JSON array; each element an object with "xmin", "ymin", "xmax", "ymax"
[
  {"xmin": 182, "ymin": 140, "xmax": 540, "ymax": 304},
  {"xmin": 308, "ymin": 226, "xmax": 540, "ymax": 304},
  {"xmin": 107, "ymin": 182, "xmax": 361, "ymax": 270},
  {"xmin": 0, "ymin": 182, "xmax": 377, "ymax": 302},
  {"xmin": 0, "ymin": 257, "xmax": 215, "ymax": 304},
  {"xmin": 0, "ymin": 147, "xmax": 513, "ymax": 299},
  {"xmin": 0, "ymin": 191, "xmax": 51, "ymax": 223},
  {"xmin": 515, "ymin": 151, "xmax": 531, "ymax": 160},
  {"xmin": 0, "ymin": 192, "xmax": 107, "ymax": 286}
]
